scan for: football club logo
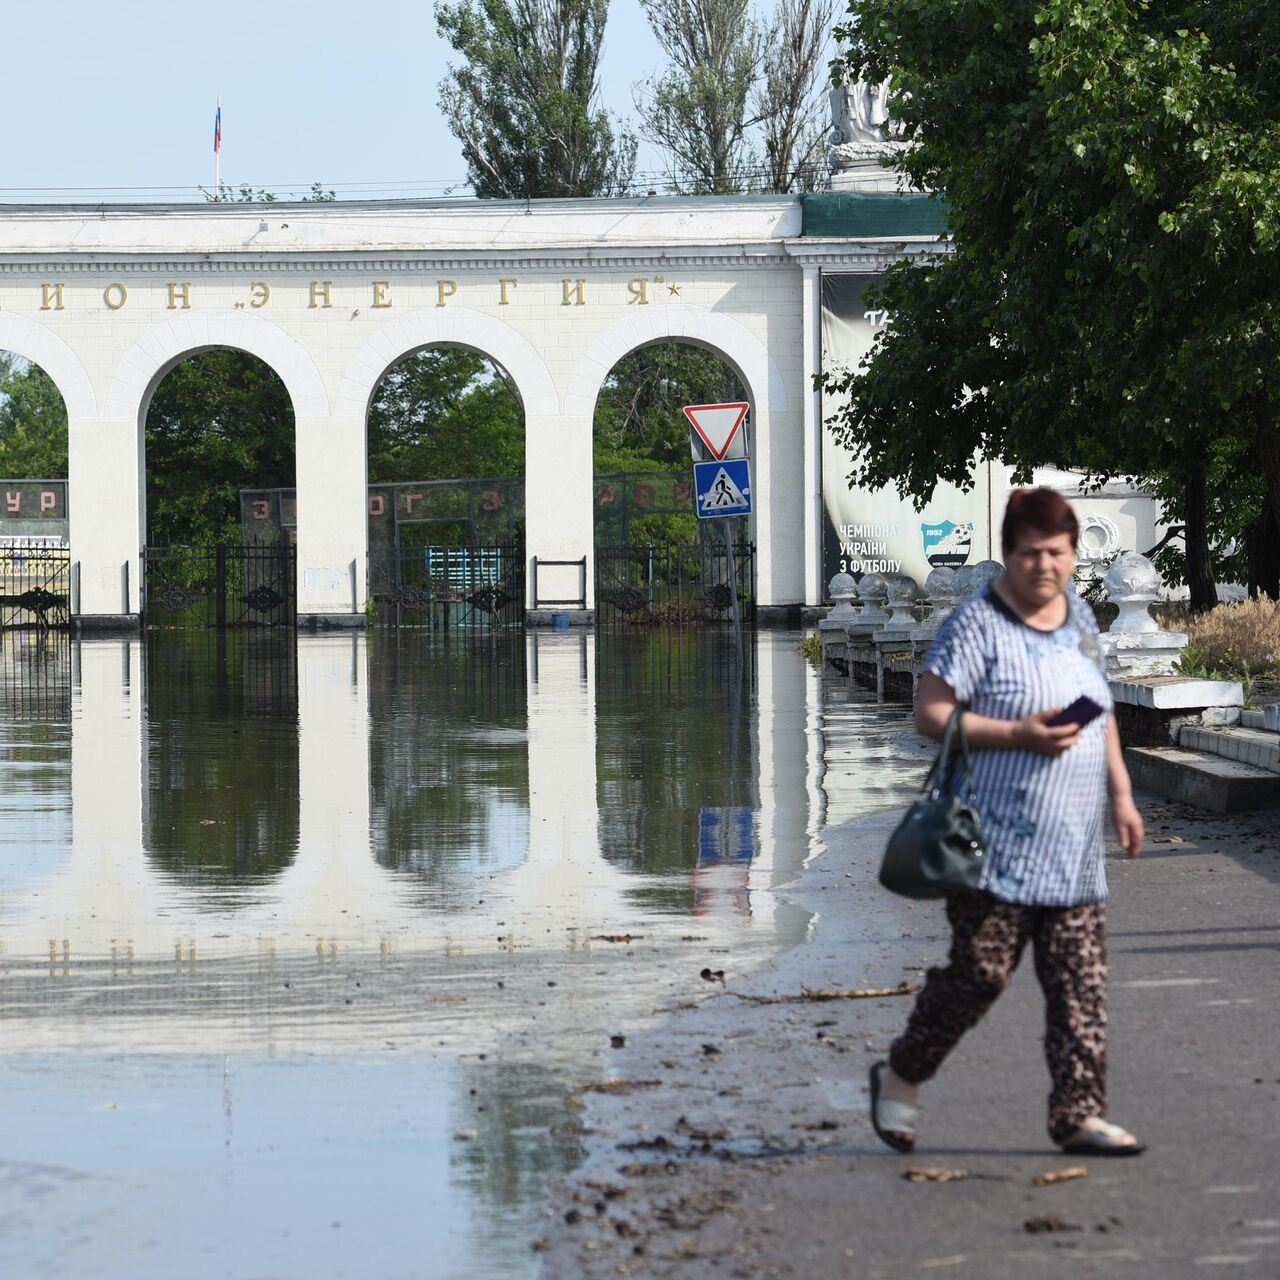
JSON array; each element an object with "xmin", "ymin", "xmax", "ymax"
[{"xmin": 921, "ymin": 520, "xmax": 974, "ymax": 569}]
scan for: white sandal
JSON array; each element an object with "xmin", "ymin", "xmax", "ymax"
[
  {"xmin": 870, "ymin": 1061, "xmax": 917, "ymax": 1153},
  {"xmin": 1058, "ymin": 1118, "xmax": 1145, "ymax": 1157}
]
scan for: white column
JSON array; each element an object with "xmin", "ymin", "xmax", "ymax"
[
  {"xmin": 802, "ymin": 266, "xmax": 824, "ymax": 606},
  {"xmin": 272, "ymin": 633, "xmax": 399, "ymax": 935},
  {"xmin": 68, "ymin": 418, "xmax": 143, "ymax": 618},
  {"xmin": 294, "ymin": 413, "xmax": 366, "ymax": 621},
  {"xmin": 524, "ymin": 412, "xmax": 594, "ymax": 613},
  {"xmin": 44, "ymin": 639, "xmax": 162, "ymax": 952},
  {"xmin": 498, "ymin": 631, "xmax": 627, "ymax": 921}
]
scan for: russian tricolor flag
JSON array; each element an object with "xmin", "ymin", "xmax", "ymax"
[{"xmin": 213, "ymin": 104, "xmax": 222, "ymax": 154}]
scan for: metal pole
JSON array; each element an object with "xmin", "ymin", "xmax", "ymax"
[{"xmin": 722, "ymin": 518, "xmax": 742, "ymax": 650}]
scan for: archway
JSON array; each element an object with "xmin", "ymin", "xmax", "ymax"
[
  {"xmin": 592, "ymin": 339, "xmax": 752, "ymax": 625},
  {"xmin": 364, "ymin": 344, "xmax": 526, "ymax": 627},
  {"xmin": 141, "ymin": 349, "xmax": 296, "ymax": 628},
  {"xmin": 0, "ymin": 350, "xmax": 71, "ymax": 629}
]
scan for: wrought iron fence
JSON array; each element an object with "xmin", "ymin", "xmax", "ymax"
[
  {"xmin": 144, "ymin": 543, "xmax": 296, "ymax": 629},
  {"xmin": 0, "ymin": 628, "xmax": 72, "ymax": 717},
  {"xmin": 595, "ymin": 541, "xmax": 755, "ymax": 626},
  {"xmin": 367, "ymin": 543, "xmax": 524, "ymax": 627},
  {"xmin": 0, "ymin": 540, "xmax": 72, "ymax": 631}
]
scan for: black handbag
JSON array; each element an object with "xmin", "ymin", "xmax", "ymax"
[{"xmin": 879, "ymin": 708, "xmax": 987, "ymax": 899}]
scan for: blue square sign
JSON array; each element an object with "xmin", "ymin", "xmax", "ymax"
[{"xmin": 693, "ymin": 458, "xmax": 752, "ymax": 519}]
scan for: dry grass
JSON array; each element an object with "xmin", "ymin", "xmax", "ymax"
[{"xmin": 1176, "ymin": 598, "xmax": 1280, "ymax": 689}]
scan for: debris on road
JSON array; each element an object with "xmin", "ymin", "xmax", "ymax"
[{"xmin": 903, "ymin": 1167, "xmax": 969, "ymax": 1183}]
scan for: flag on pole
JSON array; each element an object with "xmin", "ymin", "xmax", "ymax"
[{"xmin": 213, "ymin": 104, "xmax": 222, "ymax": 154}]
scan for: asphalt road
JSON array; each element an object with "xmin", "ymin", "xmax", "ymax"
[{"xmin": 540, "ymin": 796, "xmax": 1280, "ymax": 1279}]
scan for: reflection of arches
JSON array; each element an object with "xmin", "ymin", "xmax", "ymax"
[
  {"xmin": 105, "ymin": 311, "xmax": 328, "ymax": 424},
  {"xmin": 564, "ymin": 305, "xmax": 790, "ymax": 419},
  {"xmin": 335, "ymin": 309, "xmax": 559, "ymax": 420},
  {"xmin": 0, "ymin": 314, "xmax": 96, "ymax": 420}
]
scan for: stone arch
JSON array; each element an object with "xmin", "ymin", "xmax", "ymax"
[
  {"xmin": 105, "ymin": 311, "xmax": 329, "ymax": 425},
  {"xmin": 563, "ymin": 304, "xmax": 790, "ymax": 420},
  {"xmin": 0, "ymin": 314, "xmax": 97, "ymax": 421},
  {"xmin": 334, "ymin": 308, "xmax": 559, "ymax": 420}
]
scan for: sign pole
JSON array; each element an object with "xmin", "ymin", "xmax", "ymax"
[{"xmin": 722, "ymin": 517, "xmax": 742, "ymax": 651}]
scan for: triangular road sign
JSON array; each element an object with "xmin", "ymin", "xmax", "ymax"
[{"xmin": 683, "ymin": 402, "xmax": 749, "ymax": 461}]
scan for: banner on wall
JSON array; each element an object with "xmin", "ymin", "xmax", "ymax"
[{"xmin": 820, "ymin": 274, "xmax": 994, "ymax": 590}]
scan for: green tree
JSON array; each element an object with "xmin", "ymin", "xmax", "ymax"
[
  {"xmin": 593, "ymin": 341, "xmax": 745, "ymax": 471},
  {"xmin": 436, "ymin": 0, "xmax": 637, "ymax": 198},
  {"xmin": 367, "ymin": 348, "xmax": 524, "ymax": 481},
  {"xmin": 755, "ymin": 0, "xmax": 836, "ymax": 193},
  {"xmin": 145, "ymin": 351, "xmax": 294, "ymax": 545},
  {"xmin": 636, "ymin": 0, "xmax": 763, "ymax": 194},
  {"xmin": 0, "ymin": 354, "xmax": 68, "ymax": 478},
  {"xmin": 822, "ymin": 0, "xmax": 1280, "ymax": 606},
  {"xmin": 637, "ymin": 0, "xmax": 835, "ymax": 194}
]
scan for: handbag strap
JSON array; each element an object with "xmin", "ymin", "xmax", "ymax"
[{"xmin": 922, "ymin": 706, "xmax": 976, "ymax": 803}]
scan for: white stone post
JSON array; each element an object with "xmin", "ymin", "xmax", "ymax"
[
  {"xmin": 1098, "ymin": 553, "xmax": 1188, "ymax": 676},
  {"xmin": 914, "ymin": 566, "xmax": 958, "ymax": 641}
]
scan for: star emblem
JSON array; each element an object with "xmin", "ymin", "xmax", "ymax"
[{"xmin": 667, "ymin": 282, "xmax": 681, "ymax": 297}]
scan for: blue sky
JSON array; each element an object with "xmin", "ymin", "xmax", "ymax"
[{"xmin": 0, "ymin": 0, "xmax": 669, "ymax": 200}]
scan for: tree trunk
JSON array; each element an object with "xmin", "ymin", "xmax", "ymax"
[
  {"xmin": 1183, "ymin": 467, "xmax": 1217, "ymax": 612},
  {"xmin": 1246, "ymin": 496, "xmax": 1280, "ymax": 600},
  {"xmin": 1255, "ymin": 424, "xmax": 1280, "ymax": 584}
]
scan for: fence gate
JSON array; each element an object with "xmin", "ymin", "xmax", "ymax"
[
  {"xmin": 595, "ymin": 541, "xmax": 755, "ymax": 626},
  {"xmin": 0, "ymin": 541, "xmax": 72, "ymax": 631},
  {"xmin": 144, "ymin": 544, "xmax": 296, "ymax": 629},
  {"xmin": 367, "ymin": 542, "xmax": 525, "ymax": 627}
]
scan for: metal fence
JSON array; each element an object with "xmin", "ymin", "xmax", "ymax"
[
  {"xmin": 0, "ymin": 540, "xmax": 72, "ymax": 631},
  {"xmin": 595, "ymin": 541, "xmax": 755, "ymax": 626},
  {"xmin": 144, "ymin": 543, "xmax": 296, "ymax": 629},
  {"xmin": 367, "ymin": 543, "xmax": 524, "ymax": 627}
]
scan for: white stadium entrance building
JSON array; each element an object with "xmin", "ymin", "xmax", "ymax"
[{"xmin": 0, "ymin": 193, "xmax": 1157, "ymax": 629}]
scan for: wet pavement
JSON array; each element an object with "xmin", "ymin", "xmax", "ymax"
[
  {"xmin": 0, "ymin": 628, "xmax": 929, "ymax": 1278},
  {"xmin": 540, "ymin": 800, "xmax": 1280, "ymax": 1278}
]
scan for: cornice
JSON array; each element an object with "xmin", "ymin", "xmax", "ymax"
[{"xmin": 0, "ymin": 238, "xmax": 948, "ymax": 276}]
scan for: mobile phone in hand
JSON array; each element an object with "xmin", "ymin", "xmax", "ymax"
[{"xmin": 1045, "ymin": 695, "xmax": 1106, "ymax": 729}]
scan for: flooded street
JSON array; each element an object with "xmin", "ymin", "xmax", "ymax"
[{"xmin": 0, "ymin": 629, "xmax": 927, "ymax": 1278}]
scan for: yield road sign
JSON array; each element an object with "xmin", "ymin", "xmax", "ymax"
[
  {"xmin": 694, "ymin": 458, "xmax": 752, "ymax": 519},
  {"xmin": 684, "ymin": 402, "xmax": 749, "ymax": 461}
]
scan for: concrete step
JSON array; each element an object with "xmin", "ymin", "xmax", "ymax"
[
  {"xmin": 1124, "ymin": 746, "xmax": 1280, "ymax": 814},
  {"xmin": 1179, "ymin": 725, "xmax": 1280, "ymax": 774},
  {"xmin": 1242, "ymin": 705, "xmax": 1280, "ymax": 732}
]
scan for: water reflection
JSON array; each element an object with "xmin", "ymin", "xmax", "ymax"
[
  {"xmin": 143, "ymin": 633, "xmax": 299, "ymax": 890},
  {"xmin": 370, "ymin": 631, "xmax": 529, "ymax": 892},
  {"xmin": 0, "ymin": 627, "xmax": 931, "ymax": 1279},
  {"xmin": 0, "ymin": 632, "xmax": 72, "ymax": 904}
]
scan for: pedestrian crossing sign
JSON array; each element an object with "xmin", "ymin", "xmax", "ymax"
[{"xmin": 694, "ymin": 458, "xmax": 752, "ymax": 519}]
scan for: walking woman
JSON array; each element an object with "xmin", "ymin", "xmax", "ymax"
[{"xmin": 871, "ymin": 488, "xmax": 1146, "ymax": 1156}]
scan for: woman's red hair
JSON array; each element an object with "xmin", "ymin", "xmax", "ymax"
[{"xmin": 1001, "ymin": 487, "xmax": 1079, "ymax": 554}]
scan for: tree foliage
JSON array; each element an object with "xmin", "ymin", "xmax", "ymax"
[
  {"xmin": 0, "ymin": 353, "xmax": 68, "ymax": 478},
  {"xmin": 436, "ymin": 0, "xmax": 637, "ymax": 198},
  {"xmin": 823, "ymin": 0, "xmax": 1280, "ymax": 602},
  {"xmin": 145, "ymin": 351, "xmax": 296, "ymax": 545},
  {"xmin": 637, "ymin": 0, "xmax": 834, "ymax": 193},
  {"xmin": 368, "ymin": 349, "xmax": 524, "ymax": 482},
  {"xmin": 593, "ymin": 340, "xmax": 746, "ymax": 470},
  {"xmin": 636, "ymin": 0, "xmax": 764, "ymax": 194}
]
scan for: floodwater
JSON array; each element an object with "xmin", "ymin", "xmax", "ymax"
[{"xmin": 0, "ymin": 627, "xmax": 928, "ymax": 1279}]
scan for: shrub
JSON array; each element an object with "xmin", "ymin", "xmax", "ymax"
[
  {"xmin": 1175, "ymin": 598, "xmax": 1280, "ymax": 696},
  {"xmin": 798, "ymin": 632, "xmax": 823, "ymax": 668}
]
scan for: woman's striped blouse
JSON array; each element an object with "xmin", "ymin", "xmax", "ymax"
[{"xmin": 923, "ymin": 584, "xmax": 1113, "ymax": 907}]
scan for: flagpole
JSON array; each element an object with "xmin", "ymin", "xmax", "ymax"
[{"xmin": 214, "ymin": 96, "xmax": 221, "ymax": 198}]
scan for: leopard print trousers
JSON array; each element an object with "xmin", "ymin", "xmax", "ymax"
[{"xmin": 888, "ymin": 891, "xmax": 1107, "ymax": 1144}]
